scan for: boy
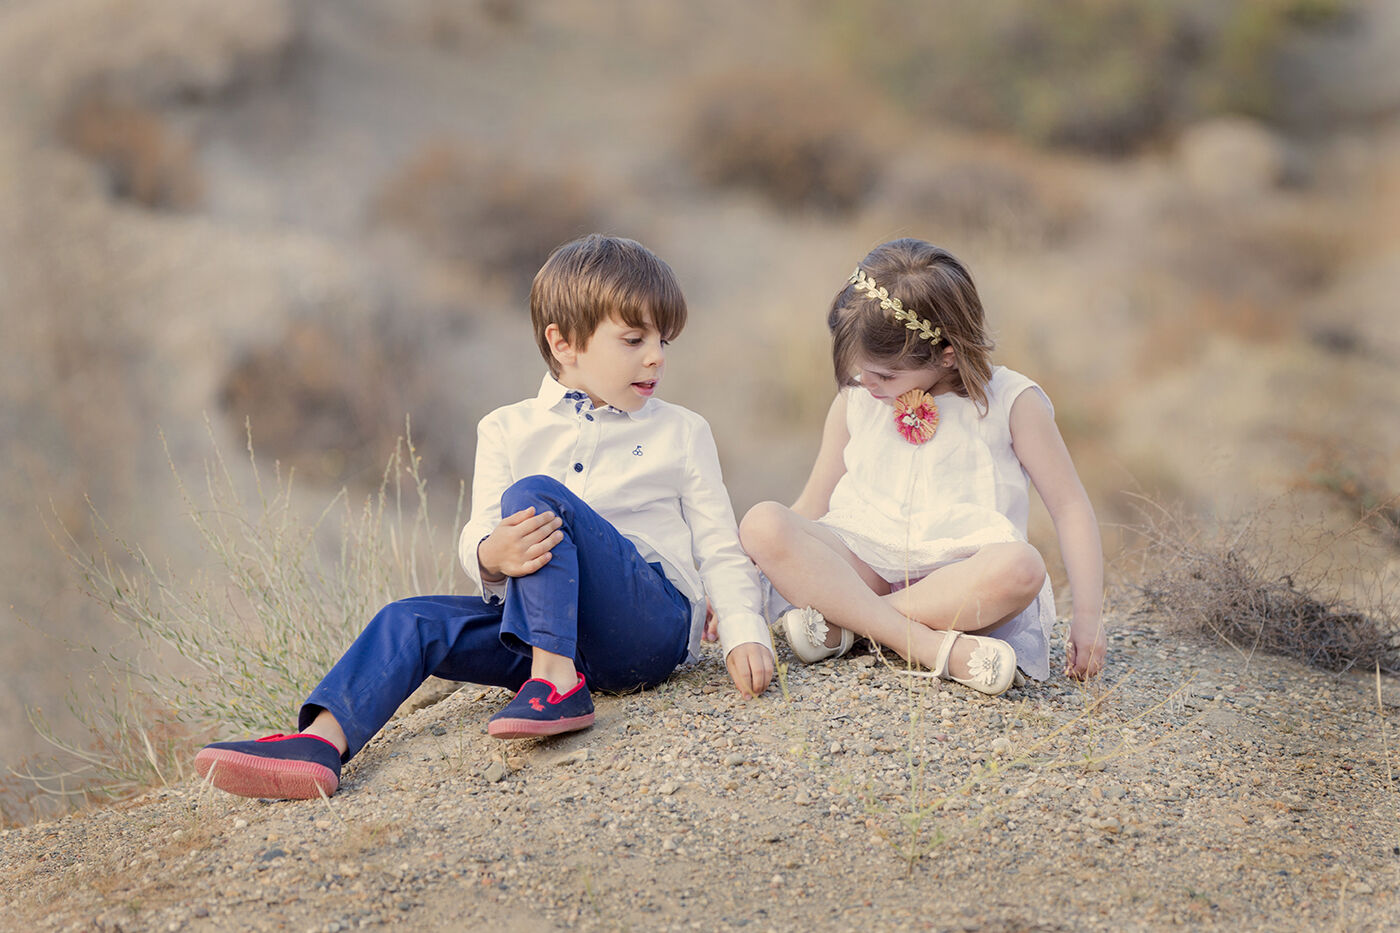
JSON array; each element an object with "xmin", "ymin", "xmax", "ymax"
[{"xmin": 195, "ymin": 234, "xmax": 775, "ymax": 800}]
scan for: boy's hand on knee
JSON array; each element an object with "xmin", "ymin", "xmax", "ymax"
[
  {"xmin": 478, "ymin": 506, "xmax": 565, "ymax": 581},
  {"xmin": 725, "ymin": 642, "xmax": 774, "ymax": 699}
]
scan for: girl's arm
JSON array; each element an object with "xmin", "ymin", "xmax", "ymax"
[
  {"xmin": 1008, "ymin": 391, "xmax": 1106, "ymax": 679},
  {"xmin": 790, "ymin": 393, "xmax": 851, "ymax": 520}
]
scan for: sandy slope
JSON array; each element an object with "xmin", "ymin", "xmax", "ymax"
[{"xmin": 2, "ymin": 616, "xmax": 1398, "ymax": 931}]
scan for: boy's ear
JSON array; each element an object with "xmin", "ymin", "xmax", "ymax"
[{"xmin": 545, "ymin": 323, "xmax": 576, "ymax": 368}]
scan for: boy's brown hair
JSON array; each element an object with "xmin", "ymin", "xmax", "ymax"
[{"xmin": 530, "ymin": 234, "xmax": 688, "ymax": 376}]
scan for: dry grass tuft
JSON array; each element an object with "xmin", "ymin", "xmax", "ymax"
[
  {"xmin": 1132, "ymin": 498, "xmax": 1399, "ymax": 674},
  {"xmin": 14, "ymin": 421, "xmax": 462, "ymax": 813},
  {"xmin": 683, "ymin": 70, "xmax": 882, "ymax": 214}
]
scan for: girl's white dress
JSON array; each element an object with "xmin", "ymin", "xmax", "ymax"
[{"xmin": 803, "ymin": 366, "xmax": 1056, "ymax": 680}]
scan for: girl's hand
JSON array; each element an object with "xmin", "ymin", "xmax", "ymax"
[
  {"xmin": 725, "ymin": 642, "xmax": 774, "ymax": 699},
  {"xmin": 477, "ymin": 506, "xmax": 564, "ymax": 581},
  {"xmin": 1064, "ymin": 620, "xmax": 1107, "ymax": 680}
]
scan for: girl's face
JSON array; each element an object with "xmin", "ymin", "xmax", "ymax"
[{"xmin": 854, "ymin": 355, "xmax": 957, "ymax": 405}]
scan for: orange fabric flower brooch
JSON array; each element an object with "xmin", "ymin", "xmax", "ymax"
[{"xmin": 894, "ymin": 389, "xmax": 939, "ymax": 445}]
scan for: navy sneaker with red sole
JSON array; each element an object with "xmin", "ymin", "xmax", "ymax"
[
  {"xmin": 194, "ymin": 733, "xmax": 342, "ymax": 800},
  {"xmin": 487, "ymin": 675, "xmax": 595, "ymax": 738}
]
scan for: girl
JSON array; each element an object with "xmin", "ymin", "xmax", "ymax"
[{"xmin": 740, "ymin": 238, "xmax": 1104, "ymax": 695}]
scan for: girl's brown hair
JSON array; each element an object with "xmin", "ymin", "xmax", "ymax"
[
  {"xmin": 531, "ymin": 234, "xmax": 688, "ymax": 376},
  {"xmin": 828, "ymin": 238, "xmax": 995, "ymax": 412}
]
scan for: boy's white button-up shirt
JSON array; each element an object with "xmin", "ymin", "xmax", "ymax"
[{"xmin": 457, "ymin": 374, "xmax": 772, "ymax": 660}]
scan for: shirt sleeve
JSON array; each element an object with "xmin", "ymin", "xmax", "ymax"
[
  {"xmin": 678, "ymin": 415, "xmax": 773, "ymax": 658},
  {"xmin": 992, "ymin": 367, "xmax": 1053, "ymax": 422},
  {"xmin": 457, "ymin": 413, "xmax": 513, "ymax": 603}
]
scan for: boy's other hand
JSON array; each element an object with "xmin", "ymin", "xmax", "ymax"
[
  {"xmin": 725, "ymin": 642, "xmax": 774, "ymax": 699},
  {"xmin": 701, "ymin": 600, "xmax": 716, "ymax": 642},
  {"xmin": 478, "ymin": 506, "xmax": 564, "ymax": 581}
]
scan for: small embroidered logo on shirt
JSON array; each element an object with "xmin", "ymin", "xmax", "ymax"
[{"xmin": 633, "ymin": 446, "xmax": 644, "ymax": 456}]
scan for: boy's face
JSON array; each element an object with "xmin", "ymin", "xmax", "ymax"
[{"xmin": 551, "ymin": 315, "xmax": 668, "ymax": 413}]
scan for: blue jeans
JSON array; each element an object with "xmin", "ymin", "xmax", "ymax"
[{"xmin": 301, "ymin": 475, "xmax": 693, "ymax": 760}]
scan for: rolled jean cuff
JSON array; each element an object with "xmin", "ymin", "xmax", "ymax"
[{"xmin": 498, "ymin": 620, "xmax": 575, "ymax": 661}]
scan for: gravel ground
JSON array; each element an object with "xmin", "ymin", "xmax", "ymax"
[{"xmin": 3, "ymin": 616, "xmax": 1399, "ymax": 932}]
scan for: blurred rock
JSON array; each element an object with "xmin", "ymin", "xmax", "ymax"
[{"xmin": 1177, "ymin": 117, "xmax": 1289, "ymax": 198}]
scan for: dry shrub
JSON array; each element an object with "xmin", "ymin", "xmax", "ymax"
[
  {"xmin": 373, "ymin": 141, "xmax": 603, "ymax": 291},
  {"xmin": 883, "ymin": 158, "xmax": 1083, "ymax": 248},
  {"xmin": 354, "ymin": 0, "xmax": 525, "ymax": 50},
  {"xmin": 0, "ymin": 772, "xmax": 42, "ymax": 828},
  {"xmin": 425, "ymin": 0, "xmax": 525, "ymax": 46},
  {"xmin": 59, "ymin": 96, "xmax": 202, "ymax": 210},
  {"xmin": 1132, "ymin": 195, "xmax": 1350, "ymax": 373},
  {"xmin": 1155, "ymin": 195, "xmax": 1347, "ymax": 304},
  {"xmin": 1308, "ymin": 462, "xmax": 1400, "ymax": 550},
  {"xmin": 1133, "ymin": 499, "xmax": 1399, "ymax": 674},
  {"xmin": 219, "ymin": 315, "xmax": 437, "ymax": 487},
  {"xmin": 833, "ymin": 0, "xmax": 1356, "ymax": 154},
  {"xmin": 683, "ymin": 70, "xmax": 882, "ymax": 214}
]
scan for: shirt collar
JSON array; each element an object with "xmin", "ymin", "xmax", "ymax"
[{"xmin": 533, "ymin": 373, "xmax": 655, "ymax": 420}]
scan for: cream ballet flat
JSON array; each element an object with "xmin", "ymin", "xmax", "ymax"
[
  {"xmin": 779, "ymin": 607, "xmax": 854, "ymax": 664},
  {"xmin": 931, "ymin": 630, "xmax": 1017, "ymax": 696}
]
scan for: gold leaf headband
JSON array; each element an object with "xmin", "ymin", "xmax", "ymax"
[{"xmin": 849, "ymin": 268, "xmax": 942, "ymax": 345}]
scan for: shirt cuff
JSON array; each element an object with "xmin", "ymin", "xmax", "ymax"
[
  {"xmin": 480, "ymin": 577, "xmax": 507, "ymax": 604},
  {"xmin": 718, "ymin": 611, "xmax": 774, "ymax": 659},
  {"xmin": 466, "ymin": 533, "xmax": 508, "ymax": 604}
]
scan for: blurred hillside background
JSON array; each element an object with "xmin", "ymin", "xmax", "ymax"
[{"xmin": 2, "ymin": 0, "xmax": 1399, "ymax": 816}]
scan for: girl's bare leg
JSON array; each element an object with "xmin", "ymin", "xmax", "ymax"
[
  {"xmin": 885, "ymin": 542, "xmax": 1046, "ymax": 633},
  {"xmin": 741, "ymin": 502, "xmax": 1038, "ymax": 676}
]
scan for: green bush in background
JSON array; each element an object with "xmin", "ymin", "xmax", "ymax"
[{"xmin": 831, "ymin": 0, "xmax": 1354, "ymax": 153}]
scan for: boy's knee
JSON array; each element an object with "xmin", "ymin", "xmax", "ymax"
[
  {"xmin": 501, "ymin": 474, "xmax": 568, "ymax": 514},
  {"xmin": 739, "ymin": 501, "xmax": 791, "ymax": 557},
  {"xmin": 373, "ymin": 597, "xmax": 426, "ymax": 630}
]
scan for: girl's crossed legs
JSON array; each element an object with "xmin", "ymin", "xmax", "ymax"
[{"xmin": 739, "ymin": 502, "xmax": 1045, "ymax": 679}]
